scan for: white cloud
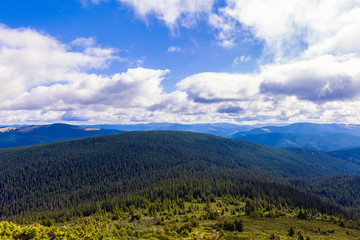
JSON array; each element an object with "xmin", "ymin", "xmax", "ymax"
[
  {"xmin": 304, "ymin": 7, "xmax": 360, "ymax": 58},
  {"xmin": 212, "ymin": 0, "xmax": 360, "ymax": 60},
  {"xmin": 71, "ymin": 37, "xmax": 96, "ymax": 48},
  {"xmin": 167, "ymin": 46, "xmax": 181, "ymax": 52},
  {"xmin": 0, "ymin": 25, "xmax": 170, "ymax": 123},
  {"xmin": 232, "ymin": 55, "xmax": 252, "ymax": 65},
  {"xmin": 114, "ymin": 0, "xmax": 360, "ymax": 61},
  {"xmin": 79, "ymin": 1, "xmax": 360, "ymax": 125},
  {"xmin": 208, "ymin": 10, "xmax": 250, "ymax": 48},
  {"xmin": 8, "ymin": 68, "xmax": 169, "ymax": 111},
  {"xmin": 160, "ymin": 0, "xmax": 360, "ymax": 124},
  {"xmin": 0, "ymin": 25, "xmax": 112, "ymax": 104},
  {"xmin": 177, "ymin": 72, "xmax": 261, "ymax": 103},
  {"xmin": 3, "ymin": 1, "xmax": 360, "ymax": 125},
  {"xmin": 0, "ymin": 24, "xmax": 187, "ymax": 125},
  {"xmin": 172, "ymin": 52, "xmax": 360, "ymax": 124},
  {"xmin": 259, "ymin": 55, "xmax": 360, "ymax": 101},
  {"xmin": 88, "ymin": 0, "xmax": 360, "ymax": 61},
  {"xmin": 118, "ymin": 0, "xmax": 215, "ymax": 29}
]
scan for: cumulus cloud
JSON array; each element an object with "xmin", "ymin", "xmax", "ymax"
[
  {"xmin": 0, "ymin": 24, "xmax": 172, "ymax": 124},
  {"xmin": 185, "ymin": 0, "xmax": 360, "ymax": 123},
  {"xmin": 2, "ymin": 1, "xmax": 360, "ymax": 125},
  {"xmin": 0, "ymin": 24, "xmax": 205, "ymax": 126},
  {"xmin": 102, "ymin": 0, "xmax": 360, "ymax": 60},
  {"xmin": 77, "ymin": 1, "xmax": 360, "ymax": 124},
  {"xmin": 8, "ymin": 68, "xmax": 169, "ymax": 111},
  {"xmin": 171, "ymin": 53, "xmax": 360, "ymax": 124},
  {"xmin": 259, "ymin": 55, "xmax": 360, "ymax": 101},
  {"xmin": 211, "ymin": 0, "xmax": 360, "ymax": 60},
  {"xmin": 0, "ymin": 25, "xmax": 115, "ymax": 106},
  {"xmin": 177, "ymin": 72, "xmax": 260, "ymax": 103},
  {"xmin": 261, "ymin": 74, "xmax": 356, "ymax": 102},
  {"xmin": 118, "ymin": 0, "xmax": 215, "ymax": 29}
]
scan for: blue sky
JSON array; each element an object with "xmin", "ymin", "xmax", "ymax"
[
  {"xmin": 0, "ymin": 0, "xmax": 261, "ymax": 92},
  {"xmin": 0, "ymin": 0, "xmax": 360, "ymax": 125}
]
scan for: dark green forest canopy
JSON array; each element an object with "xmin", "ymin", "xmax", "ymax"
[
  {"xmin": 292, "ymin": 174, "xmax": 360, "ymax": 209},
  {"xmin": 0, "ymin": 131, "xmax": 359, "ymax": 220},
  {"xmin": 329, "ymin": 147, "xmax": 360, "ymax": 165}
]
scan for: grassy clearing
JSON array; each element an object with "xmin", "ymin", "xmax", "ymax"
[{"xmin": 1, "ymin": 198, "xmax": 359, "ymax": 239}]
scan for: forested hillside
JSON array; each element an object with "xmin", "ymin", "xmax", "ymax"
[
  {"xmin": 0, "ymin": 131, "xmax": 359, "ymax": 220},
  {"xmin": 0, "ymin": 131, "xmax": 359, "ymax": 239},
  {"xmin": 292, "ymin": 175, "xmax": 360, "ymax": 209},
  {"xmin": 329, "ymin": 148, "xmax": 360, "ymax": 165}
]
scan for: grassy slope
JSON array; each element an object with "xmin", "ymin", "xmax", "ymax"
[{"xmin": 0, "ymin": 199, "xmax": 359, "ymax": 239}]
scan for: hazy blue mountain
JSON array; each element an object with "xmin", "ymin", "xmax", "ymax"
[
  {"xmin": 0, "ymin": 123, "xmax": 122, "ymax": 148},
  {"xmin": 234, "ymin": 122, "xmax": 360, "ymax": 136},
  {"xmin": 85, "ymin": 122, "xmax": 258, "ymax": 137},
  {"xmin": 3, "ymin": 122, "xmax": 360, "ymax": 151},
  {"xmin": 231, "ymin": 132, "xmax": 360, "ymax": 152},
  {"xmin": 231, "ymin": 123, "xmax": 360, "ymax": 151}
]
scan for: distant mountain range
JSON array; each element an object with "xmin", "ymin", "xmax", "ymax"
[
  {"xmin": 232, "ymin": 122, "xmax": 360, "ymax": 136},
  {"xmin": 0, "ymin": 122, "xmax": 255, "ymax": 149},
  {"xmin": 2, "ymin": 122, "xmax": 360, "ymax": 151},
  {"xmin": 230, "ymin": 123, "xmax": 360, "ymax": 151},
  {"xmin": 85, "ymin": 122, "xmax": 256, "ymax": 137},
  {"xmin": 0, "ymin": 123, "xmax": 122, "ymax": 148}
]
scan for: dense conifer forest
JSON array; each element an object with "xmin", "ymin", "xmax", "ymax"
[{"xmin": 0, "ymin": 131, "xmax": 359, "ymax": 239}]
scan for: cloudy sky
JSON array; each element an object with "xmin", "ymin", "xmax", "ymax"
[{"xmin": 1, "ymin": 0, "xmax": 360, "ymax": 125}]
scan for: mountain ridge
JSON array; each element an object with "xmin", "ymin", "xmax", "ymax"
[
  {"xmin": 0, "ymin": 123, "xmax": 123, "ymax": 149},
  {"xmin": 0, "ymin": 131, "xmax": 359, "ymax": 219},
  {"xmin": 231, "ymin": 123, "xmax": 360, "ymax": 151},
  {"xmin": 3, "ymin": 122, "xmax": 360, "ymax": 150}
]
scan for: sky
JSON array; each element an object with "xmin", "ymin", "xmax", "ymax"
[{"xmin": 0, "ymin": 0, "xmax": 360, "ymax": 125}]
